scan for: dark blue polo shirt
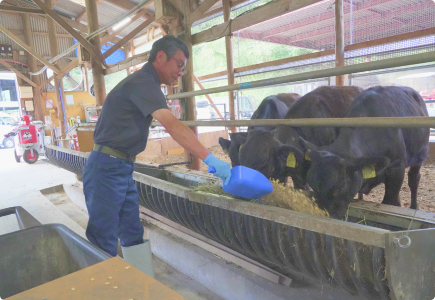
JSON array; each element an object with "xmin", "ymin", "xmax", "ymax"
[{"xmin": 93, "ymin": 62, "xmax": 169, "ymax": 156}]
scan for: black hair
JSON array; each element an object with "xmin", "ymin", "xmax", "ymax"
[{"xmin": 148, "ymin": 35, "xmax": 189, "ymax": 62}]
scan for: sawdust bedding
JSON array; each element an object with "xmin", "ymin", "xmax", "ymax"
[{"xmin": 140, "ymin": 145, "xmax": 435, "ymax": 214}]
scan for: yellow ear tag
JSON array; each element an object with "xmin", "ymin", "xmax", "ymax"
[
  {"xmin": 286, "ymin": 152, "xmax": 296, "ymax": 168},
  {"xmin": 239, "ymin": 145, "xmax": 242, "ymax": 151},
  {"xmin": 305, "ymin": 152, "xmax": 311, "ymax": 161},
  {"xmin": 362, "ymin": 164, "xmax": 376, "ymax": 179}
]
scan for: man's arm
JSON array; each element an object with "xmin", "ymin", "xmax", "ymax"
[{"xmin": 151, "ymin": 108, "xmax": 210, "ymax": 160}]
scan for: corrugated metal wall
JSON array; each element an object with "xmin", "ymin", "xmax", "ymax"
[{"xmin": 0, "ymin": 13, "xmax": 76, "ymax": 64}]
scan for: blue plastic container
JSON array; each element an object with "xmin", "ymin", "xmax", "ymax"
[{"xmin": 208, "ymin": 165, "xmax": 273, "ymax": 199}]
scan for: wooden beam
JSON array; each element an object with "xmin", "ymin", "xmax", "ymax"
[
  {"xmin": 201, "ymin": 0, "xmax": 249, "ymax": 20},
  {"xmin": 195, "ymin": 26, "xmax": 435, "ymax": 82},
  {"xmin": 9, "ymin": 29, "xmax": 71, "ymax": 38},
  {"xmin": 75, "ymin": 0, "xmax": 104, "ymax": 22},
  {"xmin": 182, "ymin": 2, "xmax": 200, "ymax": 171},
  {"xmin": 32, "ymin": 0, "xmax": 106, "ymax": 67},
  {"xmin": 104, "ymin": 51, "xmax": 150, "ymax": 75},
  {"xmin": 154, "ymin": 0, "xmax": 178, "ymax": 24},
  {"xmin": 22, "ymin": 13, "xmax": 43, "ymax": 121},
  {"xmin": 335, "ymin": 0, "xmax": 345, "ymax": 86},
  {"xmin": 0, "ymin": 58, "xmax": 38, "ymax": 88},
  {"xmin": 134, "ymin": 32, "xmax": 164, "ymax": 49},
  {"xmin": 85, "ymin": 0, "xmax": 106, "ymax": 106},
  {"xmin": 39, "ymin": 58, "xmax": 79, "ymax": 89},
  {"xmin": 193, "ymin": 75, "xmax": 224, "ymax": 120},
  {"xmin": 100, "ymin": 8, "xmax": 149, "ymax": 45},
  {"xmin": 188, "ymin": 0, "xmax": 219, "ymax": 25},
  {"xmin": 0, "ymin": 4, "xmax": 45, "ymax": 14},
  {"xmin": 0, "ymin": 23, "xmax": 61, "ymax": 74},
  {"xmin": 197, "ymin": 70, "xmax": 229, "ymax": 81},
  {"xmin": 345, "ymin": 26, "xmax": 435, "ymax": 51},
  {"xmin": 103, "ymin": 16, "xmax": 155, "ymax": 59},
  {"xmin": 223, "ymin": 0, "xmax": 235, "ymax": 133},
  {"xmin": 166, "ymin": 0, "xmax": 184, "ymax": 14},
  {"xmin": 192, "ymin": 0, "xmax": 322, "ymax": 45},
  {"xmin": 45, "ymin": 0, "xmax": 67, "ymax": 148},
  {"xmin": 104, "ymin": 0, "xmax": 155, "ymax": 22},
  {"xmin": 124, "ymin": 43, "xmax": 131, "ymax": 75}
]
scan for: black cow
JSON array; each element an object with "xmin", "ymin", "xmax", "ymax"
[
  {"xmin": 275, "ymin": 93, "xmax": 300, "ymax": 108},
  {"xmin": 300, "ymin": 86, "xmax": 429, "ymax": 219},
  {"xmin": 219, "ymin": 94, "xmax": 297, "ymax": 166},
  {"xmin": 238, "ymin": 86, "xmax": 363, "ymax": 189}
]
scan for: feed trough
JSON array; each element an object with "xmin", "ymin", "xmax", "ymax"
[{"xmin": 46, "ymin": 145, "xmax": 435, "ymax": 300}]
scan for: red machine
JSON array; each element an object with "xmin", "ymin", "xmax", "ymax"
[{"xmin": 4, "ymin": 115, "xmax": 46, "ymax": 164}]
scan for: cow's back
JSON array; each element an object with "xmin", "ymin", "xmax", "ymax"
[
  {"xmin": 276, "ymin": 93, "xmax": 300, "ymax": 108},
  {"xmin": 278, "ymin": 86, "xmax": 363, "ymax": 146},
  {"xmin": 346, "ymin": 86, "xmax": 429, "ymax": 166},
  {"xmin": 286, "ymin": 86, "xmax": 363, "ymax": 119},
  {"xmin": 248, "ymin": 95, "xmax": 289, "ymax": 131}
]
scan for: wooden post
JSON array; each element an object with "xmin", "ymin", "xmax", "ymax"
[
  {"xmin": 12, "ymin": 51, "xmax": 23, "ymax": 87},
  {"xmin": 85, "ymin": 0, "xmax": 106, "ymax": 106},
  {"xmin": 183, "ymin": 21, "xmax": 201, "ymax": 170},
  {"xmin": 223, "ymin": 0, "xmax": 236, "ymax": 132},
  {"xmin": 45, "ymin": 0, "xmax": 68, "ymax": 148},
  {"xmin": 22, "ymin": 14, "xmax": 43, "ymax": 122},
  {"xmin": 124, "ymin": 43, "xmax": 131, "ymax": 75},
  {"xmin": 335, "ymin": 0, "xmax": 345, "ymax": 86}
]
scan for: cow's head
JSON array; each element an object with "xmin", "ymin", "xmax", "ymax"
[
  {"xmin": 239, "ymin": 130, "xmax": 280, "ymax": 179},
  {"xmin": 301, "ymin": 138, "xmax": 391, "ymax": 219},
  {"xmin": 219, "ymin": 132, "xmax": 248, "ymax": 167}
]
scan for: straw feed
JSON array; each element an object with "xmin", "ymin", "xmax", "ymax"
[
  {"xmin": 260, "ymin": 179, "xmax": 329, "ymax": 217},
  {"xmin": 192, "ymin": 179, "xmax": 329, "ymax": 217}
]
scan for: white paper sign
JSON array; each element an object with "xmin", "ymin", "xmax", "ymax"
[{"xmin": 66, "ymin": 94, "xmax": 74, "ymax": 105}]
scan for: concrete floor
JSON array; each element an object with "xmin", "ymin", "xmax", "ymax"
[{"xmin": 0, "ymin": 147, "xmax": 222, "ymax": 300}]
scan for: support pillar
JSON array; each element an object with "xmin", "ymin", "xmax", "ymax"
[
  {"xmin": 22, "ymin": 14, "xmax": 43, "ymax": 122},
  {"xmin": 223, "ymin": 0, "xmax": 236, "ymax": 132},
  {"xmin": 124, "ymin": 43, "xmax": 131, "ymax": 75},
  {"xmin": 183, "ymin": 25, "xmax": 201, "ymax": 171},
  {"xmin": 45, "ymin": 0, "xmax": 68, "ymax": 148},
  {"xmin": 335, "ymin": 0, "xmax": 345, "ymax": 86},
  {"xmin": 85, "ymin": 0, "xmax": 106, "ymax": 106}
]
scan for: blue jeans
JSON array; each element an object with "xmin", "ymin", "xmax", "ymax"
[{"xmin": 83, "ymin": 150, "xmax": 144, "ymax": 256}]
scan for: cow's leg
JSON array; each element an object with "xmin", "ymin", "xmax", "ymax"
[
  {"xmin": 382, "ymin": 164, "xmax": 405, "ymax": 207},
  {"xmin": 408, "ymin": 165, "xmax": 421, "ymax": 209}
]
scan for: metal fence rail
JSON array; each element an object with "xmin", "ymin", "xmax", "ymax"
[{"xmin": 167, "ymin": 51, "xmax": 435, "ymax": 100}]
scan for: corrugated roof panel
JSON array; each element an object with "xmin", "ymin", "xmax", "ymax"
[
  {"xmin": 54, "ymin": 0, "xmax": 85, "ymax": 17},
  {"xmin": 97, "ymin": 2, "xmax": 127, "ymax": 27},
  {"xmin": 117, "ymin": 18, "xmax": 153, "ymax": 39}
]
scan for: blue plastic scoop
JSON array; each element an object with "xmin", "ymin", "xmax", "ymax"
[{"xmin": 208, "ymin": 165, "xmax": 273, "ymax": 199}]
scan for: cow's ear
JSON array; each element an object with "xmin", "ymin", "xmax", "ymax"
[
  {"xmin": 219, "ymin": 137, "xmax": 232, "ymax": 153},
  {"xmin": 345, "ymin": 156, "xmax": 392, "ymax": 179},
  {"xmin": 299, "ymin": 137, "xmax": 318, "ymax": 152},
  {"xmin": 233, "ymin": 134, "xmax": 247, "ymax": 153},
  {"xmin": 276, "ymin": 144, "xmax": 304, "ymax": 169}
]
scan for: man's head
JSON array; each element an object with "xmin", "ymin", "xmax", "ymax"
[{"xmin": 149, "ymin": 35, "xmax": 189, "ymax": 86}]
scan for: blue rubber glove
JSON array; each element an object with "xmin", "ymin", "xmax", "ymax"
[{"xmin": 204, "ymin": 153, "xmax": 232, "ymax": 185}]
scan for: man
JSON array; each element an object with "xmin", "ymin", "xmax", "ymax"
[{"xmin": 83, "ymin": 35, "xmax": 231, "ymax": 277}]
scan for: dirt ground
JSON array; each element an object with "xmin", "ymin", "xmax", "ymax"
[{"xmin": 141, "ymin": 145, "xmax": 435, "ymax": 214}]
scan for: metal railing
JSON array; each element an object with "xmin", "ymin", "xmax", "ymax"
[{"xmin": 167, "ymin": 51, "xmax": 435, "ymax": 100}]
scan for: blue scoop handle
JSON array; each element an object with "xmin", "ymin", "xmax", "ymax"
[{"xmin": 208, "ymin": 166, "xmax": 216, "ymax": 174}]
